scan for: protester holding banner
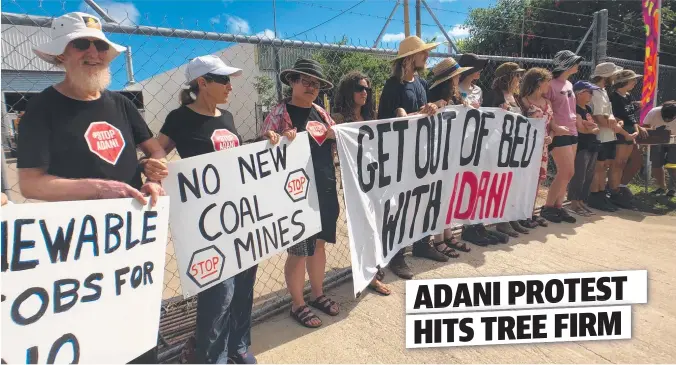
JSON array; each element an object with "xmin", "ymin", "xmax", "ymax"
[
  {"xmin": 259, "ymin": 58, "xmax": 342, "ymax": 327},
  {"xmin": 588, "ymin": 63, "xmax": 623, "ymax": 212},
  {"xmin": 645, "ymin": 101, "xmax": 676, "ymax": 197},
  {"xmin": 16, "ymin": 12, "xmax": 166, "ymax": 363},
  {"xmin": 485, "ymin": 62, "xmax": 535, "ymax": 236},
  {"xmin": 376, "ymin": 36, "xmax": 450, "ymax": 279},
  {"xmin": 519, "ymin": 67, "xmax": 555, "ymax": 228},
  {"xmin": 540, "ymin": 50, "xmax": 583, "ymax": 224},
  {"xmin": 458, "ymin": 53, "xmax": 488, "ymax": 109},
  {"xmin": 331, "ymin": 71, "xmax": 391, "ymax": 296},
  {"xmin": 151, "ymin": 55, "xmax": 258, "ymax": 364},
  {"xmin": 609, "ymin": 70, "xmax": 648, "ymax": 209},
  {"xmin": 426, "ymin": 58, "xmax": 483, "ymax": 252},
  {"xmin": 568, "ymin": 81, "xmax": 601, "ymax": 216}
]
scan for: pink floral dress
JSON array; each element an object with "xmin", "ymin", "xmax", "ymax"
[{"xmin": 524, "ymin": 101, "xmax": 553, "ymax": 183}]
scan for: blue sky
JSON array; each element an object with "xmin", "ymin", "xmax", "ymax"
[{"xmin": 4, "ymin": 0, "xmax": 496, "ymax": 88}]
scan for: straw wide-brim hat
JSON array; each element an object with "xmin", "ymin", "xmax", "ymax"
[
  {"xmin": 614, "ymin": 70, "xmax": 643, "ymax": 84},
  {"xmin": 429, "ymin": 58, "xmax": 472, "ymax": 89},
  {"xmin": 591, "ymin": 62, "xmax": 623, "ymax": 78},
  {"xmin": 32, "ymin": 12, "xmax": 126, "ymax": 66},
  {"xmin": 393, "ymin": 36, "xmax": 440, "ymax": 60},
  {"xmin": 280, "ymin": 58, "xmax": 333, "ymax": 90}
]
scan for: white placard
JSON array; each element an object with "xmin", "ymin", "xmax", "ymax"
[
  {"xmin": 405, "ymin": 270, "xmax": 648, "ymax": 314},
  {"xmin": 406, "ymin": 305, "xmax": 632, "ymax": 348},
  {"xmin": 163, "ymin": 133, "xmax": 322, "ymax": 298},
  {"xmin": 334, "ymin": 106, "xmax": 546, "ymax": 297},
  {"xmin": 1, "ymin": 198, "xmax": 170, "ymax": 363}
]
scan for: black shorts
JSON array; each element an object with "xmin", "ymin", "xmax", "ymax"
[
  {"xmin": 597, "ymin": 141, "xmax": 617, "ymax": 161},
  {"xmin": 548, "ymin": 135, "xmax": 578, "ymax": 151},
  {"xmin": 615, "ymin": 133, "xmax": 634, "ymax": 145},
  {"xmin": 650, "ymin": 145, "xmax": 676, "ymax": 168}
]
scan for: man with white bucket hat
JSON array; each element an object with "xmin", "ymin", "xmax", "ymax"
[{"xmin": 17, "ymin": 12, "xmax": 168, "ymax": 363}]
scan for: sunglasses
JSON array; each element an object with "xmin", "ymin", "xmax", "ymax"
[
  {"xmin": 354, "ymin": 85, "xmax": 371, "ymax": 93},
  {"xmin": 203, "ymin": 74, "xmax": 231, "ymax": 85},
  {"xmin": 70, "ymin": 39, "xmax": 110, "ymax": 52}
]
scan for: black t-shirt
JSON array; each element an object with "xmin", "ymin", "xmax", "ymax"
[
  {"xmin": 377, "ymin": 75, "xmax": 428, "ymax": 119},
  {"xmin": 160, "ymin": 106, "xmax": 242, "ymax": 159},
  {"xmin": 17, "ymin": 87, "xmax": 152, "ymax": 189},
  {"xmin": 610, "ymin": 91, "xmax": 638, "ymax": 134},
  {"xmin": 286, "ymin": 103, "xmax": 336, "ymax": 191},
  {"xmin": 576, "ymin": 104, "xmax": 598, "ymax": 151}
]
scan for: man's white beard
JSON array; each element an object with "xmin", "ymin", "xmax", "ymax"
[{"xmin": 70, "ymin": 65, "xmax": 111, "ymax": 93}]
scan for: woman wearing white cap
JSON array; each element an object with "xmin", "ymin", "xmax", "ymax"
[{"xmin": 149, "ymin": 55, "xmax": 257, "ymax": 364}]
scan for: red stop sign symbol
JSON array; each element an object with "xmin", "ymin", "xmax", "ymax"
[
  {"xmin": 284, "ymin": 169, "xmax": 310, "ymax": 202},
  {"xmin": 211, "ymin": 129, "xmax": 240, "ymax": 151},
  {"xmin": 186, "ymin": 245, "xmax": 226, "ymax": 288},
  {"xmin": 190, "ymin": 256, "xmax": 220, "ymax": 280},
  {"xmin": 306, "ymin": 121, "xmax": 327, "ymax": 146},
  {"xmin": 287, "ymin": 176, "xmax": 306, "ymax": 197},
  {"xmin": 84, "ymin": 122, "xmax": 126, "ymax": 165}
]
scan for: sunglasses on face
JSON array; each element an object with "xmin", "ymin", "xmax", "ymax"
[
  {"xmin": 203, "ymin": 74, "xmax": 231, "ymax": 85},
  {"xmin": 70, "ymin": 39, "xmax": 110, "ymax": 52},
  {"xmin": 354, "ymin": 85, "xmax": 371, "ymax": 93},
  {"xmin": 299, "ymin": 78, "xmax": 320, "ymax": 90}
]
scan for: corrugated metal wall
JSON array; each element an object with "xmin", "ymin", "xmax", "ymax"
[
  {"xmin": 1, "ymin": 24, "xmax": 62, "ymax": 72},
  {"xmin": 1, "ymin": 70, "xmax": 65, "ymax": 93}
]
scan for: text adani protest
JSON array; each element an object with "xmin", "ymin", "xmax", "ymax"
[
  {"xmin": 334, "ymin": 106, "xmax": 545, "ymax": 296},
  {"xmin": 0, "ymin": 198, "xmax": 169, "ymax": 363},
  {"xmin": 163, "ymin": 133, "xmax": 322, "ymax": 298}
]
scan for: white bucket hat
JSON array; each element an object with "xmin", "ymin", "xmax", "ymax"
[
  {"xmin": 592, "ymin": 62, "xmax": 623, "ymax": 78},
  {"xmin": 184, "ymin": 55, "xmax": 243, "ymax": 85},
  {"xmin": 32, "ymin": 12, "xmax": 126, "ymax": 65}
]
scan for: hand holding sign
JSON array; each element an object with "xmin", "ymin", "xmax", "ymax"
[
  {"xmin": 93, "ymin": 179, "xmax": 147, "ymax": 205},
  {"xmin": 282, "ymin": 129, "xmax": 297, "ymax": 142},
  {"xmin": 141, "ymin": 182, "xmax": 165, "ymax": 207},
  {"xmin": 264, "ymin": 130, "xmax": 282, "ymax": 145}
]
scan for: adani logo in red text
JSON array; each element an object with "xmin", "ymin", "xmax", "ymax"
[
  {"xmin": 187, "ymin": 245, "xmax": 226, "ymax": 288},
  {"xmin": 84, "ymin": 121, "xmax": 126, "ymax": 165},
  {"xmin": 285, "ymin": 168, "xmax": 310, "ymax": 202}
]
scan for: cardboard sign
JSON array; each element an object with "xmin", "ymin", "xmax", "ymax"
[
  {"xmin": 0, "ymin": 198, "xmax": 170, "ymax": 363},
  {"xmin": 334, "ymin": 106, "xmax": 545, "ymax": 297},
  {"xmin": 84, "ymin": 121, "xmax": 126, "ymax": 165},
  {"xmin": 163, "ymin": 132, "xmax": 322, "ymax": 297}
]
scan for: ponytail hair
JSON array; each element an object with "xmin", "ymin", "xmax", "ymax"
[{"xmin": 180, "ymin": 80, "xmax": 200, "ymax": 105}]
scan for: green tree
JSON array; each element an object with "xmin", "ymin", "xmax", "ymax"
[
  {"xmin": 252, "ymin": 75, "xmax": 277, "ymax": 111},
  {"xmin": 461, "ymin": 0, "xmax": 676, "ymax": 66}
]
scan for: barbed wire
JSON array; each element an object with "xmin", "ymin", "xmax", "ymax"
[
  {"xmin": 525, "ymin": 18, "xmax": 589, "ymax": 30},
  {"xmin": 526, "ymin": 6, "xmax": 595, "ymax": 19},
  {"xmin": 289, "ymin": 0, "xmax": 366, "ymax": 39}
]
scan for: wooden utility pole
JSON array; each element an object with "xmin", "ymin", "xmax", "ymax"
[
  {"xmin": 415, "ymin": 0, "xmax": 421, "ymax": 37},
  {"xmin": 403, "ymin": 0, "xmax": 410, "ymax": 37}
]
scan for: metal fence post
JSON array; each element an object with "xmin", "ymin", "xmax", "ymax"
[{"xmin": 595, "ymin": 9, "xmax": 608, "ymax": 65}]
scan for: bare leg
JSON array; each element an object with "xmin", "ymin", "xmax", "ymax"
[
  {"xmin": 621, "ymin": 145, "xmax": 643, "ymax": 185},
  {"xmin": 653, "ymin": 167, "xmax": 666, "ymax": 189},
  {"xmin": 546, "ymin": 145, "xmax": 576, "ymax": 207},
  {"xmin": 307, "ymin": 240, "xmax": 327, "ymax": 299},
  {"xmin": 611, "ymin": 144, "xmax": 634, "ymax": 191}
]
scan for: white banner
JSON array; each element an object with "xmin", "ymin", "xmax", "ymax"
[
  {"xmin": 334, "ymin": 106, "xmax": 545, "ymax": 297},
  {"xmin": 164, "ymin": 133, "xmax": 322, "ymax": 298},
  {"xmin": 1, "ymin": 198, "xmax": 170, "ymax": 364}
]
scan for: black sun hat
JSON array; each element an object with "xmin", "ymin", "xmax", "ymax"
[{"xmin": 280, "ymin": 58, "xmax": 333, "ymax": 90}]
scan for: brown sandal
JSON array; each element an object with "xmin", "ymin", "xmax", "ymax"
[
  {"xmin": 433, "ymin": 240, "xmax": 459, "ymax": 258},
  {"xmin": 368, "ymin": 280, "xmax": 392, "ymax": 296},
  {"xmin": 290, "ymin": 305, "xmax": 322, "ymax": 328},
  {"xmin": 308, "ymin": 295, "xmax": 340, "ymax": 316},
  {"xmin": 445, "ymin": 237, "xmax": 471, "ymax": 252}
]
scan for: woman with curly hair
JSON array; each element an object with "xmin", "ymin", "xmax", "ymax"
[
  {"xmin": 331, "ymin": 71, "xmax": 391, "ymax": 296},
  {"xmin": 519, "ymin": 67, "xmax": 555, "ymax": 228}
]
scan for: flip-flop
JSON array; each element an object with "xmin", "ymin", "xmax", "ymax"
[
  {"xmin": 571, "ymin": 206, "xmax": 591, "ymax": 217},
  {"xmin": 368, "ymin": 281, "xmax": 392, "ymax": 296}
]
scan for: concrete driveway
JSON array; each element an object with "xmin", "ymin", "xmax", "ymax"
[{"xmin": 251, "ymin": 210, "xmax": 676, "ymax": 363}]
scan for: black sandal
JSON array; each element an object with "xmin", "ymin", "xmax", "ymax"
[
  {"xmin": 290, "ymin": 305, "xmax": 322, "ymax": 328},
  {"xmin": 444, "ymin": 237, "xmax": 471, "ymax": 252},
  {"xmin": 308, "ymin": 295, "xmax": 340, "ymax": 316},
  {"xmin": 433, "ymin": 240, "xmax": 459, "ymax": 258}
]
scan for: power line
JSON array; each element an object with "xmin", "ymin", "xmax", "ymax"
[
  {"xmin": 526, "ymin": 6, "xmax": 594, "ymax": 19},
  {"xmin": 525, "ymin": 18, "xmax": 589, "ymax": 30},
  {"xmin": 288, "ymin": 0, "xmax": 366, "ymax": 39}
]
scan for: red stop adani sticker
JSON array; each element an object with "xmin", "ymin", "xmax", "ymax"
[
  {"xmin": 306, "ymin": 120, "xmax": 327, "ymax": 146},
  {"xmin": 211, "ymin": 129, "xmax": 240, "ymax": 151},
  {"xmin": 84, "ymin": 121, "xmax": 126, "ymax": 165}
]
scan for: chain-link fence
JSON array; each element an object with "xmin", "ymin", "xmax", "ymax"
[{"xmin": 2, "ymin": 7, "xmax": 675, "ymax": 363}]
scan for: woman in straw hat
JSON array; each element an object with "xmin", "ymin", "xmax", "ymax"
[
  {"xmin": 608, "ymin": 69, "xmax": 648, "ymax": 208},
  {"xmin": 377, "ymin": 36, "xmax": 450, "ymax": 280},
  {"xmin": 425, "ymin": 57, "xmax": 477, "ymax": 255}
]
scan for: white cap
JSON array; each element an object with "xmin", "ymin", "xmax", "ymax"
[
  {"xmin": 32, "ymin": 12, "xmax": 126, "ymax": 65},
  {"xmin": 185, "ymin": 55, "xmax": 243, "ymax": 84}
]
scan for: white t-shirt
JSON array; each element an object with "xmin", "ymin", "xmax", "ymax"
[
  {"xmin": 644, "ymin": 106, "xmax": 675, "ymax": 134},
  {"xmin": 590, "ymin": 88, "xmax": 615, "ymax": 143},
  {"xmin": 459, "ymin": 84, "xmax": 483, "ymax": 107}
]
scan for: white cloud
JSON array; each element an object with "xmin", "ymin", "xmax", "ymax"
[
  {"xmin": 210, "ymin": 16, "xmax": 221, "ymax": 24},
  {"xmin": 382, "ymin": 32, "xmax": 406, "ymax": 42},
  {"xmin": 448, "ymin": 24, "xmax": 470, "ymax": 38},
  {"xmin": 255, "ymin": 29, "xmax": 276, "ymax": 39},
  {"xmin": 80, "ymin": 0, "xmax": 140, "ymax": 26},
  {"xmin": 226, "ymin": 15, "xmax": 250, "ymax": 34}
]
